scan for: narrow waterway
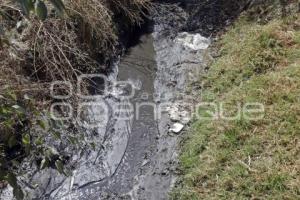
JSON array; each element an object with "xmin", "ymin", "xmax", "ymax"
[
  {"xmin": 109, "ymin": 34, "xmax": 157, "ymax": 193},
  {"xmin": 85, "ymin": 34, "xmax": 160, "ymax": 199},
  {"xmin": 47, "ymin": 26, "xmax": 209, "ymax": 200},
  {"xmin": 0, "ymin": 8, "xmax": 210, "ymax": 199}
]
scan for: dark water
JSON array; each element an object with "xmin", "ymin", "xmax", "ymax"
[
  {"xmin": 74, "ymin": 34, "xmax": 160, "ymax": 200},
  {"xmin": 101, "ymin": 34, "xmax": 158, "ymax": 195}
]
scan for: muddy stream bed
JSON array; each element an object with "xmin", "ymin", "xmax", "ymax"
[
  {"xmin": 1, "ymin": 5, "xmax": 211, "ymax": 200},
  {"xmin": 54, "ymin": 25, "xmax": 210, "ymax": 200}
]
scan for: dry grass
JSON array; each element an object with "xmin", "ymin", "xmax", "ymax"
[
  {"xmin": 23, "ymin": 18, "xmax": 100, "ymax": 82},
  {"xmin": 0, "ymin": 0, "xmax": 152, "ymax": 97},
  {"xmin": 108, "ymin": 0, "xmax": 152, "ymax": 24},
  {"xmin": 67, "ymin": 0, "xmax": 117, "ymax": 52}
]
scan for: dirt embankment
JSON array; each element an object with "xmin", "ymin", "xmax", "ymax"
[{"xmin": 158, "ymin": 0, "xmax": 252, "ymax": 36}]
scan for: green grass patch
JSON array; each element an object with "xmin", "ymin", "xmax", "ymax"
[{"xmin": 172, "ymin": 11, "xmax": 300, "ymax": 200}]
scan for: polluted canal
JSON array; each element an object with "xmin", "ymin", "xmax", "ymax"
[{"xmin": 0, "ymin": 5, "xmax": 211, "ymax": 200}]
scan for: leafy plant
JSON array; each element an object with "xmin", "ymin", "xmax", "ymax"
[
  {"xmin": 17, "ymin": 0, "xmax": 65, "ymax": 20},
  {"xmin": 0, "ymin": 92, "xmax": 68, "ymax": 199}
]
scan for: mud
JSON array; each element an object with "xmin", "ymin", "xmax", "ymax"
[
  {"xmin": 160, "ymin": 0, "xmax": 253, "ymax": 36},
  {"xmin": 1, "ymin": 2, "xmax": 214, "ymax": 200}
]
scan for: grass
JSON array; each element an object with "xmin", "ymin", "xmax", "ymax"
[
  {"xmin": 172, "ymin": 9, "xmax": 300, "ymax": 200},
  {"xmin": 0, "ymin": 0, "xmax": 152, "ymax": 88}
]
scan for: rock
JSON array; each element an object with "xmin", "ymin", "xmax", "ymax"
[{"xmin": 169, "ymin": 123, "xmax": 184, "ymax": 133}]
